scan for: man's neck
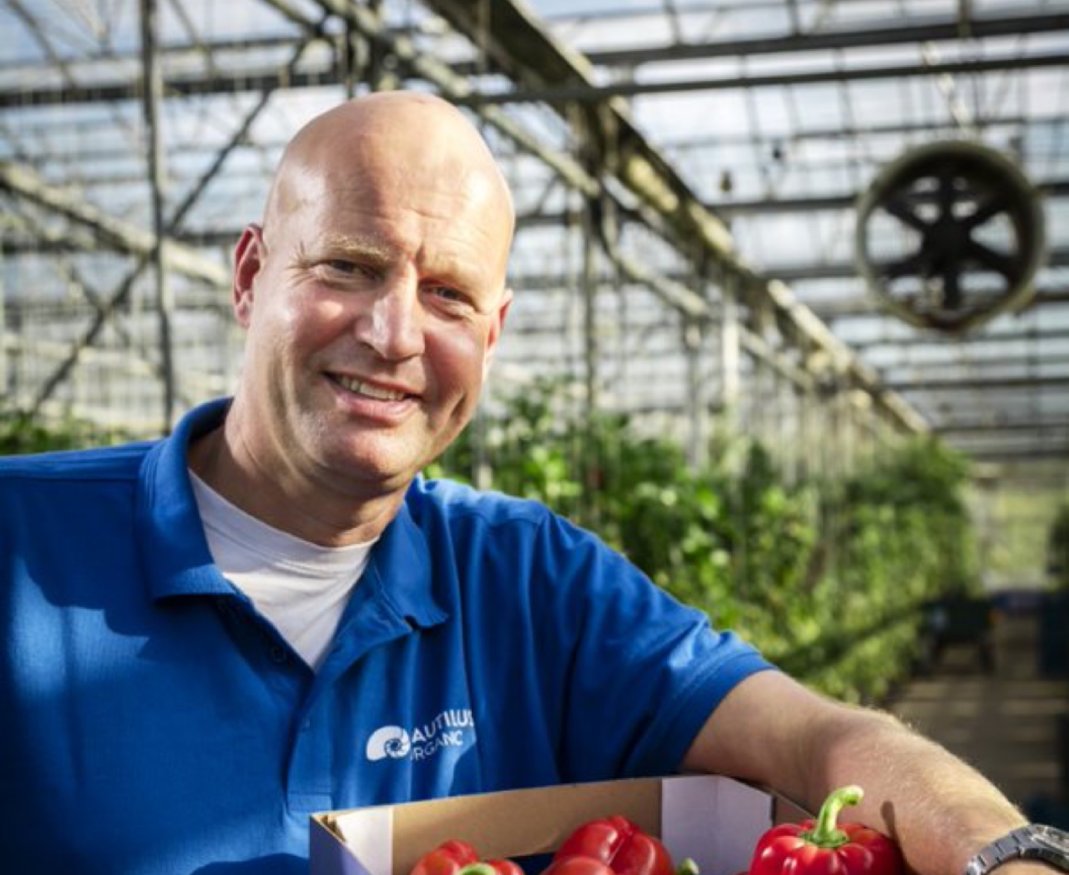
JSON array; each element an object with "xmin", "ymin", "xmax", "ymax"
[{"xmin": 186, "ymin": 423, "xmax": 405, "ymax": 548}]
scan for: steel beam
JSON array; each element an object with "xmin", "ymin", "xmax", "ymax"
[
  {"xmin": 0, "ymin": 162, "xmax": 229, "ymax": 286},
  {"xmin": 513, "ymin": 179, "xmax": 1069, "ymax": 224},
  {"xmin": 850, "ymin": 327, "xmax": 1069, "ymax": 351},
  {"xmin": 887, "ymin": 374, "xmax": 1069, "ymax": 391},
  {"xmin": 456, "ymin": 50, "xmax": 1068, "ymax": 105},
  {"xmin": 711, "ymin": 180, "xmax": 1069, "ymax": 216},
  {"xmin": 552, "ymin": 13, "xmax": 1069, "ymax": 67},
  {"xmin": 542, "ymin": 0, "xmax": 800, "ymax": 21},
  {"xmin": 660, "ymin": 113, "xmax": 1067, "ymax": 150},
  {"xmin": 0, "ymin": 65, "xmax": 343, "ymax": 109}
]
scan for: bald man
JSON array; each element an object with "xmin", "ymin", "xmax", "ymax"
[
  {"xmin": 190, "ymin": 92, "xmax": 515, "ymax": 549},
  {"xmin": 0, "ymin": 92, "xmax": 1054, "ymax": 875}
]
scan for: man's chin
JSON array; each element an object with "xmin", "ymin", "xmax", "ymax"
[{"xmin": 323, "ymin": 448, "xmax": 423, "ymax": 494}]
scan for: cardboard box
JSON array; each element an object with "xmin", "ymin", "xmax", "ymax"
[{"xmin": 311, "ymin": 775, "xmax": 808, "ymax": 875}]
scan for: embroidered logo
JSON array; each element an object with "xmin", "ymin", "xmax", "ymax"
[{"xmin": 365, "ymin": 709, "xmax": 475, "ymax": 762}]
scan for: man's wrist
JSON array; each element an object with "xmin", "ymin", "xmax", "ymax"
[{"xmin": 963, "ymin": 824, "xmax": 1069, "ymax": 874}]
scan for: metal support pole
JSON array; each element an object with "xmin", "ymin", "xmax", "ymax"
[
  {"xmin": 365, "ymin": 0, "xmax": 399, "ymax": 91},
  {"xmin": 684, "ymin": 317, "xmax": 707, "ymax": 468},
  {"xmin": 819, "ymin": 383, "xmax": 838, "ymax": 482},
  {"xmin": 720, "ymin": 274, "xmax": 740, "ymax": 441},
  {"xmin": 343, "ymin": 18, "xmax": 361, "ymax": 98},
  {"xmin": 776, "ymin": 371, "xmax": 793, "ymax": 482},
  {"xmin": 579, "ymin": 191, "xmax": 601, "ymax": 523},
  {"xmin": 799, "ymin": 381, "xmax": 815, "ymax": 481},
  {"xmin": 581, "ymin": 196, "xmax": 599, "ymax": 418},
  {"xmin": 140, "ymin": 0, "xmax": 176, "ymax": 433}
]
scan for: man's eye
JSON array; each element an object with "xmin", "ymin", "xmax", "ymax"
[
  {"xmin": 325, "ymin": 259, "xmax": 358, "ymax": 274},
  {"xmin": 427, "ymin": 285, "xmax": 468, "ymax": 304},
  {"xmin": 318, "ymin": 260, "xmax": 379, "ymax": 282}
]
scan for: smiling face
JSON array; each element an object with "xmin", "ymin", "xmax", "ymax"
[{"xmin": 224, "ymin": 93, "xmax": 514, "ymax": 514}]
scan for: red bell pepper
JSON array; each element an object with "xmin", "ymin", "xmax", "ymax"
[
  {"xmin": 410, "ymin": 839, "xmax": 524, "ymax": 875},
  {"xmin": 541, "ymin": 857, "xmax": 617, "ymax": 875},
  {"xmin": 544, "ymin": 815, "xmax": 697, "ymax": 875},
  {"xmin": 747, "ymin": 785, "xmax": 903, "ymax": 875}
]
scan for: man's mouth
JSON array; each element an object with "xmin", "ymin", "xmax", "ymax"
[{"xmin": 331, "ymin": 374, "xmax": 412, "ymax": 402}]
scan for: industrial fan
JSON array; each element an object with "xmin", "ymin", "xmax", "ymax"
[{"xmin": 854, "ymin": 140, "xmax": 1046, "ymax": 334}]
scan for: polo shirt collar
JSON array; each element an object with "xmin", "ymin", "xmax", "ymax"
[{"xmin": 137, "ymin": 397, "xmax": 235, "ymax": 601}]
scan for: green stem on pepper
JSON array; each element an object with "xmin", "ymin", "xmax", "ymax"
[
  {"xmin": 799, "ymin": 785, "xmax": 864, "ymax": 849},
  {"xmin": 676, "ymin": 858, "xmax": 700, "ymax": 875},
  {"xmin": 458, "ymin": 865, "xmax": 501, "ymax": 875}
]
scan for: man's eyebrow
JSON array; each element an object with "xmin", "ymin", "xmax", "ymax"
[
  {"xmin": 318, "ymin": 234, "xmax": 396, "ymax": 265},
  {"xmin": 300, "ymin": 235, "xmax": 498, "ymax": 302}
]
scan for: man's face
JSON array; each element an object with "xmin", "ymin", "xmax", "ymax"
[{"xmin": 232, "ymin": 126, "xmax": 513, "ymax": 497}]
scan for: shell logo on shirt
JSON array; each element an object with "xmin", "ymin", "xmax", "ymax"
[{"xmin": 365, "ymin": 709, "xmax": 475, "ymax": 762}]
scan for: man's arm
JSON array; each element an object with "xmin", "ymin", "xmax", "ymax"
[{"xmin": 682, "ymin": 669, "xmax": 1049, "ymax": 875}]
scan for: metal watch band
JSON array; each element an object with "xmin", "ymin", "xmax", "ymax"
[{"xmin": 964, "ymin": 825, "xmax": 1069, "ymax": 874}]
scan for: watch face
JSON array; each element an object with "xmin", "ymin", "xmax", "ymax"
[{"xmin": 1033, "ymin": 824, "xmax": 1069, "ymax": 854}]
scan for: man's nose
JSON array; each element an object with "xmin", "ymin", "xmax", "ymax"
[{"xmin": 356, "ymin": 275, "xmax": 426, "ymax": 360}]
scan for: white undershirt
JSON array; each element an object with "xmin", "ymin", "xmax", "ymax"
[{"xmin": 189, "ymin": 470, "xmax": 375, "ymax": 670}]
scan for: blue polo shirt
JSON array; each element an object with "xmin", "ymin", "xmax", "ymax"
[{"xmin": 0, "ymin": 398, "xmax": 772, "ymax": 874}]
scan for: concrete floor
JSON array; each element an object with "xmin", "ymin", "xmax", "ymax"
[{"xmin": 887, "ymin": 611, "xmax": 1069, "ymax": 815}]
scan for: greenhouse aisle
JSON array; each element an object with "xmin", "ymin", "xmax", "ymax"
[{"xmin": 886, "ymin": 607, "xmax": 1069, "ymax": 825}]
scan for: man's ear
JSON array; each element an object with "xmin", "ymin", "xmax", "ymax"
[
  {"xmin": 482, "ymin": 286, "xmax": 513, "ymax": 379},
  {"xmin": 232, "ymin": 224, "xmax": 265, "ymax": 328}
]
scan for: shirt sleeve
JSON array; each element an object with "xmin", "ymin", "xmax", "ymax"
[{"xmin": 528, "ymin": 508, "xmax": 776, "ymax": 782}]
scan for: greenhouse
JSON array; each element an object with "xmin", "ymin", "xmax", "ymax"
[{"xmin": 1, "ymin": 0, "xmax": 1068, "ymax": 870}]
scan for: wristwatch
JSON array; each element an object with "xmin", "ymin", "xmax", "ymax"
[{"xmin": 964, "ymin": 824, "xmax": 1069, "ymax": 873}]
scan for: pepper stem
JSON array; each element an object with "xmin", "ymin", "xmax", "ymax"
[
  {"xmin": 676, "ymin": 857, "xmax": 700, "ymax": 875},
  {"xmin": 457, "ymin": 865, "xmax": 499, "ymax": 875},
  {"xmin": 799, "ymin": 785, "xmax": 864, "ymax": 848}
]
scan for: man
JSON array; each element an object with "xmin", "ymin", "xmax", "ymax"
[{"xmin": 0, "ymin": 92, "xmax": 1058, "ymax": 874}]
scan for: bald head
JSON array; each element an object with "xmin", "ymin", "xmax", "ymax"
[{"xmin": 263, "ymin": 92, "xmax": 514, "ymax": 244}]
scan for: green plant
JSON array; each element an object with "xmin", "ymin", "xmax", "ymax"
[{"xmin": 0, "ymin": 409, "xmax": 123, "ymax": 455}]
